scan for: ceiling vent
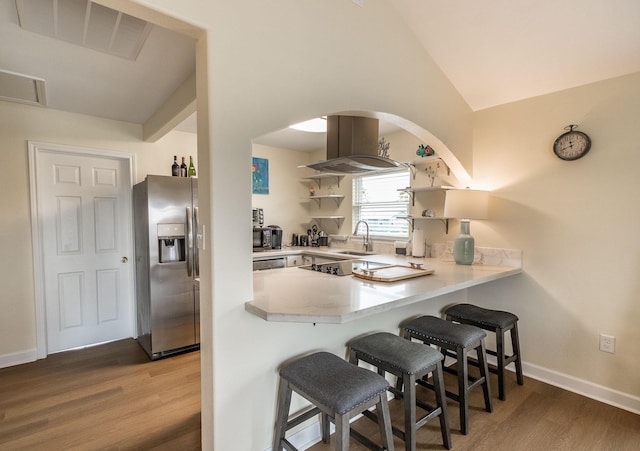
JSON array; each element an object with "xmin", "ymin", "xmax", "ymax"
[
  {"xmin": 0, "ymin": 69, "xmax": 46, "ymax": 107},
  {"xmin": 15, "ymin": 0, "xmax": 153, "ymax": 60}
]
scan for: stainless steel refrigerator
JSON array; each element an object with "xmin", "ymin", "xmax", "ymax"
[{"xmin": 133, "ymin": 175, "xmax": 199, "ymax": 359}]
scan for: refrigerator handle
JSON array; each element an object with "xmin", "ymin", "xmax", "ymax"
[
  {"xmin": 187, "ymin": 206, "xmax": 193, "ymax": 277},
  {"xmin": 194, "ymin": 206, "xmax": 200, "ymax": 277}
]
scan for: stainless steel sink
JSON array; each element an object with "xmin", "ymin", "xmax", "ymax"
[{"xmin": 333, "ymin": 250, "xmax": 372, "ymax": 256}]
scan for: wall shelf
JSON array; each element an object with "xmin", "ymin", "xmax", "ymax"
[
  {"xmin": 402, "ymin": 157, "xmax": 450, "ymax": 180},
  {"xmin": 397, "ymin": 215, "xmax": 451, "ymax": 234},
  {"xmin": 398, "ymin": 186, "xmax": 455, "ymax": 206},
  {"xmin": 309, "ymin": 216, "xmax": 345, "ymax": 227},
  {"xmin": 304, "ymin": 194, "xmax": 345, "ymax": 207},
  {"xmin": 302, "ymin": 173, "xmax": 344, "ymax": 189}
]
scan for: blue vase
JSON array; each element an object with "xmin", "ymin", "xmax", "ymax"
[{"xmin": 453, "ymin": 220, "xmax": 474, "ymax": 265}]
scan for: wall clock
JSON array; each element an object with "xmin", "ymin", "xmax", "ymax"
[{"xmin": 553, "ymin": 125, "xmax": 591, "ymax": 161}]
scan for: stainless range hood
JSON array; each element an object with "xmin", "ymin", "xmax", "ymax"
[{"xmin": 307, "ymin": 116, "xmax": 403, "ymax": 173}]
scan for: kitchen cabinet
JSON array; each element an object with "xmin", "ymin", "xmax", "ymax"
[{"xmin": 286, "ymin": 254, "xmax": 311, "ymax": 267}]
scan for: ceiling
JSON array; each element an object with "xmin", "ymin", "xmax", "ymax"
[
  {"xmin": 391, "ymin": 0, "xmax": 640, "ymax": 111},
  {"xmin": 1, "ymin": 0, "xmax": 639, "ymax": 149},
  {"xmin": 0, "ymin": 0, "xmax": 195, "ymax": 126}
]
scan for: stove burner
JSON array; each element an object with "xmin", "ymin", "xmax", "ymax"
[{"xmin": 299, "ymin": 260, "xmax": 390, "ymax": 276}]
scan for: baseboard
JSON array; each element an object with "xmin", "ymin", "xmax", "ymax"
[
  {"xmin": 521, "ymin": 361, "xmax": 640, "ymax": 415},
  {"xmin": 0, "ymin": 348, "xmax": 38, "ymax": 369},
  {"xmin": 264, "ymin": 421, "xmax": 325, "ymax": 451}
]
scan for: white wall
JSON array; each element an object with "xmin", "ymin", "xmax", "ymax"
[
  {"xmin": 468, "ymin": 72, "xmax": 640, "ymax": 398},
  {"xmin": 0, "ymin": 100, "xmax": 196, "ymax": 358},
  {"xmin": 169, "ymin": 1, "xmax": 474, "ymax": 449},
  {"xmin": 251, "ymin": 144, "xmax": 311, "ymax": 241}
]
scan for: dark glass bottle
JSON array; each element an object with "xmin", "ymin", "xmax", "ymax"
[
  {"xmin": 171, "ymin": 155, "xmax": 179, "ymax": 176},
  {"xmin": 188, "ymin": 156, "xmax": 196, "ymax": 177},
  {"xmin": 180, "ymin": 157, "xmax": 188, "ymax": 177}
]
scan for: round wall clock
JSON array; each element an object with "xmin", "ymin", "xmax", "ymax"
[{"xmin": 553, "ymin": 125, "xmax": 591, "ymax": 161}]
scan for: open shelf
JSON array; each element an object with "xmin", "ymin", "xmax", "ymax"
[
  {"xmin": 309, "ymin": 216, "xmax": 345, "ymax": 227},
  {"xmin": 401, "ymin": 157, "xmax": 451, "ymax": 180},
  {"xmin": 302, "ymin": 173, "xmax": 344, "ymax": 189},
  {"xmin": 304, "ymin": 194, "xmax": 345, "ymax": 207},
  {"xmin": 398, "ymin": 186, "xmax": 455, "ymax": 206},
  {"xmin": 396, "ymin": 215, "xmax": 452, "ymax": 234}
]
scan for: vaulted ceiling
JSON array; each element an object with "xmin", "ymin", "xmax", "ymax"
[{"xmin": 1, "ymin": 0, "xmax": 639, "ymax": 147}]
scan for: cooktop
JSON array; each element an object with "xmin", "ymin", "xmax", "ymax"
[{"xmin": 298, "ymin": 260, "xmax": 389, "ymax": 276}]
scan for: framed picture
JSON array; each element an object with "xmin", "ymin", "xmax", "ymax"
[{"xmin": 252, "ymin": 157, "xmax": 269, "ymax": 194}]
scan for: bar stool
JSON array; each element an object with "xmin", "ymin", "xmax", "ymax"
[
  {"xmin": 444, "ymin": 303, "xmax": 524, "ymax": 400},
  {"xmin": 272, "ymin": 351, "xmax": 395, "ymax": 451},
  {"xmin": 348, "ymin": 332, "xmax": 452, "ymax": 450},
  {"xmin": 402, "ymin": 315, "xmax": 493, "ymax": 435}
]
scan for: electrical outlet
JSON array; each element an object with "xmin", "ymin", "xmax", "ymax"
[
  {"xmin": 352, "ymin": 0, "xmax": 364, "ymax": 7},
  {"xmin": 599, "ymin": 334, "xmax": 615, "ymax": 353}
]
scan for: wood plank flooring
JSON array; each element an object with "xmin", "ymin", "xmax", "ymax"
[
  {"xmin": 308, "ymin": 368, "xmax": 640, "ymax": 451},
  {"xmin": 1, "ymin": 339, "xmax": 639, "ymax": 450},
  {"xmin": 0, "ymin": 339, "xmax": 200, "ymax": 450}
]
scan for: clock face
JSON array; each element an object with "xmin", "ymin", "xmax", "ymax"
[{"xmin": 553, "ymin": 131, "xmax": 591, "ymax": 161}]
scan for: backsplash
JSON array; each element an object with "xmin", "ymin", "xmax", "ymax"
[{"xmin": 331, "ymin": 237, "xmax": 522, "ymax": 268}]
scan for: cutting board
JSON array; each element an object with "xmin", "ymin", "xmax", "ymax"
[{"xmin": 352, "ymin": 264, "xmax": 435, "ymax": 282}]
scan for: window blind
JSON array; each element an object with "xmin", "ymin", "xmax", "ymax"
[{"xmin": 352, "ymin": 170, "xmax": 410, "ymax": 239}]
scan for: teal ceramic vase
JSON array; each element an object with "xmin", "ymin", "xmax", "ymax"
[{"xmin": 453, "ymin": 220, "xmax": 474, "ymax": 265}]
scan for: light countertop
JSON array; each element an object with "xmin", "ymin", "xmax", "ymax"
[{"xmin": 245, "ymin": 250, "xmax": 521, "ymax": 324}]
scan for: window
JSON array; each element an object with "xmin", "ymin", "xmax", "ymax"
[{"xmin": 352, "ymin": 169, "xmax": 410, "ymax": 239}]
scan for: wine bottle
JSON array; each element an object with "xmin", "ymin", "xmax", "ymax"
[
  {"xmin": 180, "ymin": 157, "xmax": 188, "ymax": 177},
  {"xmin": 188, "ymin": 156, "xmax": 196, "ymax": 177},
  {"xmin": 171, "ymin": 155, "xmax": 179, "ymax": 176}
]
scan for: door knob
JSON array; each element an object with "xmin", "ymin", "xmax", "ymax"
[{"xmin": 121, "ymin": 256, "xmax": 128, "ymax": 263}]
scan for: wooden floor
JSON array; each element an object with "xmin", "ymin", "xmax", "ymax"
[
  {"xmin": 0, "ymin": 339, "xmax": 200, "ymax": 451},
  {"xmin": 308, "ymin": 368, "xmax": 640, "ymax": 451},
  {"xmin": 2, "ymin": 340, "xmax": 639, "ymax": 451}
]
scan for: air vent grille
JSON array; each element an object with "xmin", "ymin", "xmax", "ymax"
[
  {"xmin": 0, "ymin": 69, "xmax": 46, "ymax": 106},
  {"xmin": 15, "ymin": 0, "xmax": 152, "ymax": 60}
]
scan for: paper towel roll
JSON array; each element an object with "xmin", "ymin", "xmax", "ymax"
[{"xmin": 412, "ymin": 230, "xmax": 425, "ymax": 257}]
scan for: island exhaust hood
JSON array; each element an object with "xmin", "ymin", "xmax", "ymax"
[{"xmin": 306, "ymin": 116, "xmax": 403, "ymax": 173}]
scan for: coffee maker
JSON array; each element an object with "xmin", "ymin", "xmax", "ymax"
[{"xmin": 267, "ymin": 225, "xmax": 283, "ymax": 249}]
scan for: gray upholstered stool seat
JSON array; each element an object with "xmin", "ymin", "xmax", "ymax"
[
  {"xmin": 444, "ymin": 303, "xmax": 523, "ymax": 400},
  {"xmin": 272, "ymin": 351, "xmax": 395, "ymax": 451},
  {"xmin": 402, "ymin": 315, "xmax": 493, "ymax": 435},
  {"xmin": 349, "ymin": 332, "xmax": 451, "ymax": 450}
]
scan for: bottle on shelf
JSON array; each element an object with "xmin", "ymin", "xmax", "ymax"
[
  {"xmin": 188, "ymin": 156, "xmax": 196, "ymax": 177},
  {"xmin": 171, "ymin": 155, "xmax": 179, "ymax": 176},
  {"xmin": 180, "ymin": 157, "xmax": 188, "ymax": 177}
]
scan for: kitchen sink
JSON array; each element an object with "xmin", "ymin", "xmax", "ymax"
[{"xmin": 333, "ymin": 250, "xmax": 372, "ymax": 256}]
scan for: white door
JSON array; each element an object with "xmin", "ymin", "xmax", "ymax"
[{"xmin": 31, "ymin": 143, "xmax": 134, "ymax": 354}]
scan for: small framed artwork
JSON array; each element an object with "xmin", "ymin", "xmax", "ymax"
[{"xmin": 252, "ymin": 157, "xmax": 269, "ymax": 194}]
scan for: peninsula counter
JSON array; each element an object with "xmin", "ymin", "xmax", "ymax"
[{"xmin": 246, "ymin": 252, "xmax": 521, "ymax": 324}]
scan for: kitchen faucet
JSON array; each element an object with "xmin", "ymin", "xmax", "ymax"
[{"xmin": 353, "ymin": 220, "xmax": 370, "ymax": 252}]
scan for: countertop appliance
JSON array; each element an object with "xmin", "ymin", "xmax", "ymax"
[
  {"xmin": 133, "ymin": 175, "xmax": 200, "ymax": 359},
  {"xmin": 298, "ymin": 260, "xmax": 389, "ymax": 276},
  {"xmin": 253, "ymin": 227, "xmax": 272, "ymax": 251},
  {"xmin": 267, "ymin": 225, "xmax": 283, "ymax": 249},
  {"xmin": 252, "ymin": 208, "xmax": 264, "ymax": 227}
]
